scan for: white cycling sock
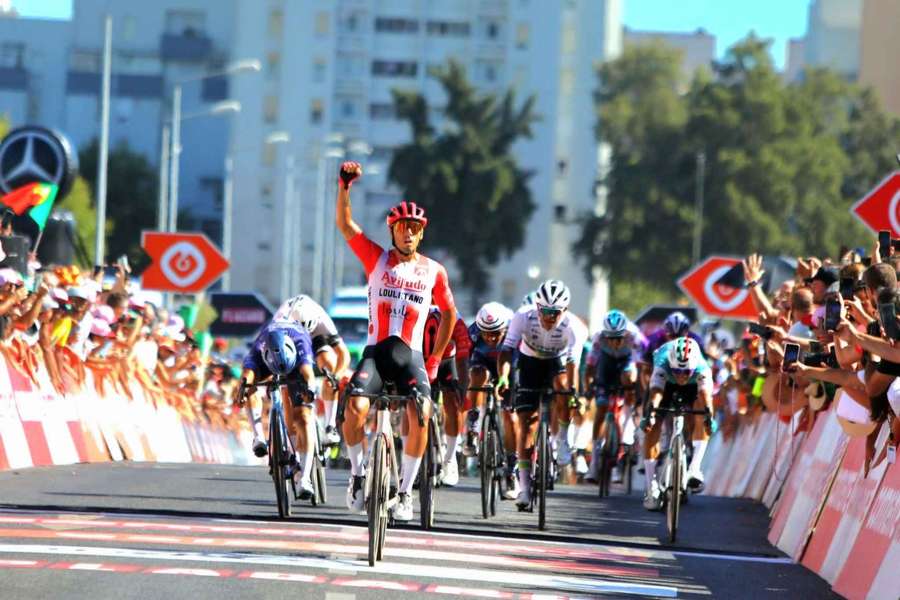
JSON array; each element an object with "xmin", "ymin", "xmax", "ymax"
[
  {"xmin": 247, "ymin": 404, "xmax": 264, "ymax": 439},
  {"xmin": 689, "ymin": 440, "xmax": 708, "ymax": 473},
  {"xmin": 296, "ymin": 452, "xmax": 312, "ymax": 484},
  {"xmin": 444, "ymin": 434, "xmax": 459, "ymax": 464},
  {"xmin": 323, "ymin": 400, "xmax": 337, "ymax": 428},
  {"xmin": 644, "ymin": 459, "xmax": 657, "ymax": 490},
  {"xmin": 573, "ymin": 420, "xmax": 592, "ymax": 451},
  {"xmin": 347, "ymin": 443, "xmax": 365, "ymax": 477},
  {"xmin": 400, "ymin": 453, "xmax": 423, "ymax": 495}
]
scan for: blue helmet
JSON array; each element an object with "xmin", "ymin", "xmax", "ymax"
[
  {"xmin": 262, "ymin": 329, "xmax": 298, "ymax": 376},
  {"xmin": 601, "ymin": 309, "xmax": 628, "ymax": 338},
  {"xmin": 664, "ymin": 311, "xmax": 691, "ymax": 337}
]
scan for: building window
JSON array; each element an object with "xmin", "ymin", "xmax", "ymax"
[
  {"xmin": 340, "ymin": 11, "xmax": 360, "ymax": 33},
  {"xmin": 257, "ymin": 242, "xmax": 272, "ymax": 251},
  {"xmin": 554, "ymin": 205, "xmax": 567, "ymax": 222},
  {"xmin": 337, "ymin": 55, "xmax": 363, "ymax": 77},
  {"xmin": 375, "ymin": 17, "xmax": 419, "ymax": 33},
  {"xmin": 262, "ymin": 144, "xmax": 276, "ymax": 166},
  {"xmin": 310, "ymin": 99, "xmax": 324, "ymax": 124},
  {"xmin": 339, "ymin": 97, "xmax": 358, "ymax": 118},
  {"xmin": 426, "ymin": 21, "xmax": 470, "ymax": 37},
  {"xmin": 266, "ymin": 52, "xmax": 281, "ymax": 81},
  {"xmin": 263, "ymin": 95, "xmax": 279, "ymax": 123},
  {"xmin": 315, "ymin": 12, "xmax": 330, "ymax": 35},
  {"xmin": 371, "ymin": 60, "xmax": 417, "ymax": 78},
  {"xmin": 165, "ymin": 9, "xmax": 206, "ymax": 36},
  {"xmin": 485, "ymin": 20, "xmax": 501, "ymax": 40},
  {"xmin": 476, "ymin": 60, "xmax": 502, "ymax": 84},
  {"xmin": 269, "ymin": 9, "xmax": 284, "ymax": 38},
  {"xmin": 516, "ymin": 23, "xmax": 529, "ymax": 49},
  {"xmin": 313, "ymin": 57, "xmax": 327, "ymax": 83},
  {"xmin": 0, "ymin": 43, "xmax": 25, "ymax": 69},
  {"xmin": 369, "ymin": 103, "xmax": 395, "ymax": 120},
  {"xmin": 122, "ymin": 16, "xmax": 137, "ymax": 41}
]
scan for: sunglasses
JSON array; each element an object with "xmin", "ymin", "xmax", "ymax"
[
  {"xmin": 539, "ymin": 307, "xmax": 562, "ymax": 318},
  {"xmin": 671, "ymin": 368, "xmax": 693, "ymax": 377}
]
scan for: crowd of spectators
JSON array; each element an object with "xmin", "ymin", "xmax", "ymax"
[
  {"xmin": 0, "ymin": 254, "xmax": 238, "ymax": 424},
  {"xmin": 715, "ymin": 238, "xmax": 900, "ymax": 473}
]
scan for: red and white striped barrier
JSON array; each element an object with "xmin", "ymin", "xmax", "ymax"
[
  {"xmin": 705, "ymin": 399, "xmax": 899, "ymax": 600},
  {"xmin": 0, "ymin": 352, "xmax": 256, "ymax": 472}
]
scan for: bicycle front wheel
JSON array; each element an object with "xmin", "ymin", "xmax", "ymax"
[
  {"xmin": 270, "ymin": 416, "xmax": 291, "ymax": 519},
  {"xmin": 537, "ymin": 422, "xmax": 548, "ymax": 531},
  {"xmin": 667, "ymin": 438, "xmax": 683, "ymax": 543},
  {"xmin": 368, "ymin": 434, "xmax": 387, "ymax": 566},
  {"xmin": 419, "ymin": 416, "xmax": 437, "ymax": 529}
]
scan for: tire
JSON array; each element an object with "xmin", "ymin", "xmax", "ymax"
[
  {"xmin": 489, "ymin": 423, "xmax": 500, "ymax": 517},
  {"xmin": 537, "ymin": 422, "xmax": 548, "ymax": 531},
  {"xmin": 419, "ymin": 417, "xmax": 436, "ymax": 530},
  {"xmin": 667, "ymin": 438, "xmax": 683, "ymax": 544},
  {"xmin": 271, "ymin": 415, "xmax": 291, "ymax": 519},
  {"xmin": 368, "ymin": 434, "xmax": 386, "ymax": 567},
  {"xmin": 598, "ymin": 448, "xmax": 610, "ymax": 498},
  {"xmin": 315, "ymin": 451, "xmax": 327, "ymax": 505},
  {"xmin": 624, "ymin": 445, "xmax": 633, "ymax": 496},
  {"xmin": 480, "ymin": 426, "xmax": 491, "ymax": 519}
]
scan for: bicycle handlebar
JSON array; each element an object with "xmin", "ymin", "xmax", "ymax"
[{"xmin": 651, "ymin": 406, "xmax": 710, "ymax": 415}]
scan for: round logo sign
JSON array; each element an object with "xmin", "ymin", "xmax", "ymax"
[
  {"xmin": 160, "ymin": 241, "xmax": 208, "ymax": 288},
  {"xmin": 0, "ymin": 126, "xmax": 78, "ymax": 197},
  {"xmin": 702, "ymin": 265, "xmax": 750, "ymax": 312}
]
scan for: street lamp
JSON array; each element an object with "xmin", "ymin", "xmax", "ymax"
[
  {"xmin": 157, "ymin": 101, "xmax": 241, "ymax": 239},
  {"xmin": 168, "ymin": 58, "xmax": 260, "ymax": 234}
]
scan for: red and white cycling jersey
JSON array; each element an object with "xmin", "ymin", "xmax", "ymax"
[{"xmin": 349, "ymin": 232, "xmax": 455, "ymax": 349}]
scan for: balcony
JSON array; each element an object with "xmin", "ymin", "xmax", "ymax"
[
  {"xmin": 0, "ymin": 67, "xmax": 27, "ymax": 91},
  {"xmin": 160, "ymin": 32, "xmax": 213, "ymax": 62}
]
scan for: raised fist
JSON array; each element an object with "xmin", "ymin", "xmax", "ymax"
[{"xmin": 339, "ymin": 161, "xmax": 362, "ymax": 189}]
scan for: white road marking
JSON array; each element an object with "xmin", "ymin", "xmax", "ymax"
[{"xmin": 0, "ymin": 543, "xmax": 678, "ymax": 597}]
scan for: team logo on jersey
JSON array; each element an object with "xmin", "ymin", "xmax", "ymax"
[{"xmin": 381, "ymin": 270, "xmax": 427, "ymax": 292}]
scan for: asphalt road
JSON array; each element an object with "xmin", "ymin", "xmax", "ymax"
[{"xmin": 0, "ymin": 462, "xmax": 837, "ymax": 599}]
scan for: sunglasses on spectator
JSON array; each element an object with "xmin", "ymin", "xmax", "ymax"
[{"xmin": 539, "ymin": 307, "xmax": 562, "ymax": 318}]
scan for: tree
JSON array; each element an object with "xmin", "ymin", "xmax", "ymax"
[
  {"xmin": 79, "ymin": 139, "xmax": 158, "ymax": 271},
  {"xmin": 54, "ymin": 175, "xmax": 99, "ymax": 267},
  {"xmin": 388, "ymin": 60, "xmax": 538, "ymax": 308},
  {"xmin": 577, "ymin": 35, "xmax": 899, "ymax": 301}
]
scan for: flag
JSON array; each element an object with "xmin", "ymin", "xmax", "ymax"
[{"xmin": 0, "ymin": 182, "xmax": 59, "ymax": 230}]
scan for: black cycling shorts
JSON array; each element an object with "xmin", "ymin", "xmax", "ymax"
[
  {"xmin": 312, "ymin": 333, "xmax": 343, "ymax": 354},
  {"xmin": 513, "ymin": 354, "xmax": 566, "ymax": 413},
  {"xmin": 434, "ymin": 357, "xmax": 459, "ymax": 389},
  {"xmin": 661, "ymin": 381, "xmax": 699, "ymax": 408},
  {"xmin": 349, "ymin": 336, "xmax": 432, "ymax": 400}
]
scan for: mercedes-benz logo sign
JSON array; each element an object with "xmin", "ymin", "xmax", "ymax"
[{"xmin": 0, "ymin": 126, "xmax": 78, "ymax": 197}]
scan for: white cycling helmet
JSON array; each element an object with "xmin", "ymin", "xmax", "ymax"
[
  {"xmin": 534, "ymin": 279, "xmax": 570, "ymax": 311},
  {"xmin": 667, "ymin": 336, "xmax": 699, "ymax": 372},
  {"xmin": 476, "ymin": 302, "xmax": 512, "ymax": 333},
  {"xmin": 278, "ymin": 294, "xmax": 320, "ymax": 332}
]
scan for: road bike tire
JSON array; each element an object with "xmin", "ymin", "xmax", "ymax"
[
  {"xmin": 667, "ymin": 437, "xmax": 683, "ymax": 543},
  {"xmin": 537, "ymin": 422, "xmax": 548, "ymax": 531},
  {"xmin": 480, "ymin": 425, "xmax": 492, "ymax": 519},
  {"xmin": 419, "ymin": 416, "xmax": 437, "ymax": 529},
  {"xmin": 598, "ymin": 448, "xmax": 610, "ymax": 498},
  {"xmin": 368, "ymin": 434, "xmax": 386, "ymax": 566},
  {"xmin": 271, "ymin": 416, "xmax": 291, "ymax": 519},
  {"xmin": 489, "ymin": 423, "xmax": 500, "ymax": 516},
  {"xmin": 624, "ymin": 445, "xmax": 633, "ymax": 496}
]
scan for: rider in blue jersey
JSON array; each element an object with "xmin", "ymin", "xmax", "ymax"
[
  {"xmin": 640, "ymin": 336, "xmax": 715, "ymax": 510},
  {"xmin": 238, "ymin": 320, "xmax": 318, "ymax": 499}
]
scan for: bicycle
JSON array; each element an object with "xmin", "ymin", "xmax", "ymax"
[
  {"xmin": 341, "ymin": 385, "xmax": 428, "ymax": 566},
  {"xmin": 467, "ymin": 383, "xmax": 508, "ymax": 519},
  {"xmin": 652, "ymin": 398, "xmax": 709, "ymax": 543},
  {"xmin": 515, "ymin": 387, "xmax": 576, "ymax": 531}
]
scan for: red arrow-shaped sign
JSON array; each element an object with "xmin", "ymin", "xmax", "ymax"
[
  {"xmin": 141, "ymin": 231, "xmax": 229, "ymax": 293},
  {"xmin": 850, "ymin": 171, "xmax": 900, "ymax": 235},
  {"xmin": 677, "ymin": 256, "xmax": 757, "ymax": 320}
]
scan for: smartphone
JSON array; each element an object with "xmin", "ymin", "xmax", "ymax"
[
  {"xmin": 879, "ymin": 230, "xmax": 892, "ymax": 257},
  {"xmin": 783, "ymin": 343, "xmax": 800, "ymax": 372},
  {"xmin": 748, "ymin": 322, "xmax": 773, "ymax": 339},
  {"xmin": 840, "ymin": 277, "xmax": 855, "ymax": 301},
  {"xmin": 103, "ymin": 265, "xmax": 119, "ymax": 278},
  {"xmin": 824, "ymin": 298, "xmax": 841, "ymax": 332},
  {"xmin": 878, "ymin": 303, "xmax": 900, "ymax": 340}
]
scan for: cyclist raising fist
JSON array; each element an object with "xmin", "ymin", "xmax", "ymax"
[{"xmin": 335, "ymin": 162, "xmax": 457, "ymax": 522}]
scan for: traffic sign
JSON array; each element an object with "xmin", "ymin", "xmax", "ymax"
[
  {"xmin": 141, "ymin": 231, "xmax": 229, "ymax": 293},
  {"xmin": 850, "ymin": 171, "xmax": 900, "ymax": 235},
  {"xmin": 677, "ymin": 256, "xmax": 757, "ymax": 320},
  {"xmin": 208, "ymin": 292, "xmax": 274, "ymax": 337}
]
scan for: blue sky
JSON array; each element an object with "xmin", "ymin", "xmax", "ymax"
[{"xmin": 13, "ymin": 0, "xmax": 810, "ymax": 69}]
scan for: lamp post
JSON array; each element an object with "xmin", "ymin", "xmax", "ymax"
[
  {"xmin": 94, "ymin": 14, "xmax": 112, "ymax": 266},
  {"xmin": 168, "ymin": 59, "xmax": 260, "ymax": 234},
  {"xmin": 264, "ymin": 132, "xmax": 293, "ymax": 300}
]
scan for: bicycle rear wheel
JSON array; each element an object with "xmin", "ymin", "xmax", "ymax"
[
  {"xmin": 667, "ymin": 438, "xmax": 683, "ymax": 543},
  {"xmin": 597, "ymin": 444, "xmax": 610, "ymax": 498},
  {"xmin": 368, "ymin": 434, "xmax": 387, "ymax": 566},
  {"xmin": 537, "ymin": 422, "xmax": 548, "ymax": 531},
  {"xmin": 270, "ymin": 416, "xmax": 291, "ymax": 519},
  {"xmin": 624, "ymin": 444, "xmax": 634, "ymax": 496},
  {"xmin": 489, "ymin": 421, "xmax": 501, "ymax": 516}
]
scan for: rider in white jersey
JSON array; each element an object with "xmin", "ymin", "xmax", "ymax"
[
  {"xmin": 497, "ymin": 279, "xmax": 588, "ymax": 508},
  {"xmin": 273, "ymin": 294, "xmax": 352, "ymax": 445}
]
